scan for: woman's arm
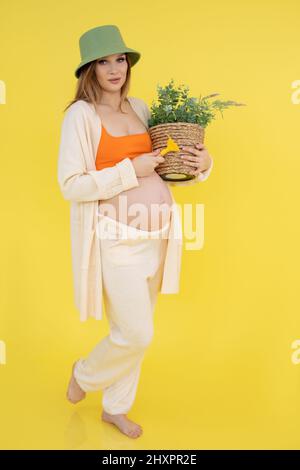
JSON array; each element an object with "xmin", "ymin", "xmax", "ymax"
[{"xmin": 57, "ymin": 105, "xmax": 139, "ymax": 202}]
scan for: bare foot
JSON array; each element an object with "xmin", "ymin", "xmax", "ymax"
[
  {"xmin": 66, "ymin": 361, "xmax": 86, "ymax": 404},
  {"xmin": 101, "ymin": 410, "xmax": 143, "ymax": 438}
]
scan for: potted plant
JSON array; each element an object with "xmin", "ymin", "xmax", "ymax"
[{"xmin": 148, "ymin": 78, "xmax": 246, "ymax": 181}]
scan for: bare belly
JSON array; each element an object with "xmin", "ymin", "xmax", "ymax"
[{"xmin": 98, "ymin": 171, "xmax": 173, "ymax": 231}]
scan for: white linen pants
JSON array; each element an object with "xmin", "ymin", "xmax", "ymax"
[{"xmin": 73, "ymin": 213, "xmax": 170, "ymax": 415}]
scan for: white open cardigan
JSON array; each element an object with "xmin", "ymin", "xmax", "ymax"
[{"xmin": 57, "ymin": 96, "xmax": 213, "ymax": 321}]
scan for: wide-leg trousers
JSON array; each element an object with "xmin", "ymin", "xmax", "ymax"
[{"xmin": 73, "ymin": 213, "xmax": 170, "ymax": 415}]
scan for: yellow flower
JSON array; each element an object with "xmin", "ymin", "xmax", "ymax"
[{"xmin": 160, "ymin": 134, "xmax": 180, "ymax": 156}]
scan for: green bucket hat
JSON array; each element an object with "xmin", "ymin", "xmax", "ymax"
[{"xmin": 75, "ymin": 24, "xmax": 141, "ymax": 79}]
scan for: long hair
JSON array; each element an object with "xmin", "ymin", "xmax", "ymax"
[{"xmin": 63, "ymin": 53, "xmax": 132, "ymax": 114}]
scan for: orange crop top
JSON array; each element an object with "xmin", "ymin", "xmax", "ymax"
[{"xmin": 95, "ymin": 123, "xmax": 153, "ymax": 171}]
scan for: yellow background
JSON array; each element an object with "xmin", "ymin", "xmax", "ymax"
[{"xmin": 1, "ymin": 0, "xmax": 300, "ymax": 450}]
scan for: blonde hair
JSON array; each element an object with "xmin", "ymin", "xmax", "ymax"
[{"xmin": 63, "ymin": 53, "xmax": 132, "ymax": 114}]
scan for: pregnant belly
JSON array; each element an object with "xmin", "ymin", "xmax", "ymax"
[{"xmin": 98, "ymin": 171, "xmax": 173, "ymax": 231}]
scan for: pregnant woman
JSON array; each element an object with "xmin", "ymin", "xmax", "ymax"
[{"xmin": 57, "ymin": 25, "xmax": 213, "ymax": 439}]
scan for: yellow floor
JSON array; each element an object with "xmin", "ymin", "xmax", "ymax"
[{"xmin": 1, "ymin": 299, "xmax": 300, "ymax": 450}]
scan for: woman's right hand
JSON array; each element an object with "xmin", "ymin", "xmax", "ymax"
[{"xmin": 131, "ymin": 150, "xmax": 165, "ymax": 177}]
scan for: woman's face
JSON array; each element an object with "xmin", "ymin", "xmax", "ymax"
[{"xmin": 95, "ymin": 53, "xmax": 128, "ymax": 90}]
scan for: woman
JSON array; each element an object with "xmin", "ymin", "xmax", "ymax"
[{"xmin": 57, "ymin": 25, "xmax": 213, "ymax": 439}]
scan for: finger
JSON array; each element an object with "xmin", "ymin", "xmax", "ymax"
[
  {"xmin": 184, "ymin": 161, "xmax": 203, "ymax": 170},
  {"xmin": 181, "ymin": 155, "xmax": 202, "ymax": 162},
  {"xmin": 152, "ymin": 152, "xmax": 163, "ymax": 159},
  {"xmin": 181, "ymin": 149, "xmax": 198, "ymax": 157},
  {"xmin": 182, "ymin": 146, "xmax": 202, "ymax": 155},
  {"xmin": 195, "ymin": 143, "xmax": 206, "ymax": 149}
]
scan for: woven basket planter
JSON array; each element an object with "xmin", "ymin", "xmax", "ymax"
[{"xmin": 148, "ymin": 122, "xmax": 205, "ymax": 181}]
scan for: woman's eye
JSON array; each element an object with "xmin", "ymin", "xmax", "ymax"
[{"xmin": 98, "ymin": 58, "xmax": 125, "ymax": 64}]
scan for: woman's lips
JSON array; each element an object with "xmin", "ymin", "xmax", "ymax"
[{"xmin": 109, "ymin": 78, "xmax": 121, "ymax": 83}]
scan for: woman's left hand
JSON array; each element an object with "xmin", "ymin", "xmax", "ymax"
[{"xmin": 180, "ymin": 143, "xmax": 212, "ymax": 176}]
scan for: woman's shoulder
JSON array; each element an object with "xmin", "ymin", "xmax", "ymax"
[
  {"xmin": 62, "ymin": 100, "xmax": 98, "ymax": 130},
  {"xmin": 127, "ymin": 95, "xmax": 148, "ymax": 109},
  {"xmin": 127, "ymin": 96, "xmax": 150, "ymax": 123},
  {"xmin": 65, "ymin": 99, "xmax": 93, "ymax": 116}
]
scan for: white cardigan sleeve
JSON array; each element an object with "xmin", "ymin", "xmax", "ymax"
[
  {"xmin": 57, "ymin": 105, "xmax": 139, "ymax": 202},
  {"xmin": 142, "ymin": 100, "xmax": 213, "ymax": 187}
]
